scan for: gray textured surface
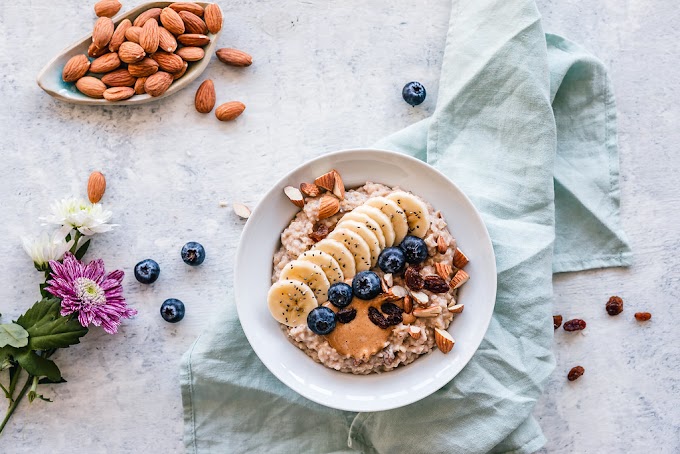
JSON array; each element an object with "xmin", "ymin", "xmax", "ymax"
[{"xmin": 1, "ymin": 0, "xmax": 678, "ymax": 453}]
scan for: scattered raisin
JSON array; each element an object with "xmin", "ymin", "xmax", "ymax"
[
  {"xmin": 553, "ymin": 315, "xmax": 563, "ymax": 330},
  {"xmin": 386, "ymin": 313, "xmax": 403, "ymax": 326},
  {"xmin": 423, "ymin": 275, "xmax": 450, "ymax": 293},
  {"xmin": 309, "ymin": 223, "xmax": 330, "ymax": 242},
  {"xmin": 563, "ymin": 319, "xmax": 586, "ymax": 331},
  {"xmin": 606, "ymin": 296, "xmax": 624, "ymax": 316},
  {"xmin": 634, "ymin": 312, "xmax": 652, "ymax": 321},
  {"xmin": 380, "ymin": 302, "xmax": 403, "ymax": 316},
  {"xmin": 567, "ymin": 366, "xmax": 585, "ymax": 381},
  {"xmin": 368, "ymin": 306, "xmax": 390, "ymax": 329},
  {"xmin": 404, "ymin": 267, "xmax": 424, "ymax": 291},
  {"xmin": 336, "ymin": 307, "xmax": 357, "ymax": 324}
]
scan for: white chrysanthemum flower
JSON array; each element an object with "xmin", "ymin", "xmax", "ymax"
[
  {"xmin": 41, "ymin": 197, "xmax": 116, "ymax": 236},
  {"xmin": 21, "ymin": 231, "xmax": 75, "ymax": 270}
]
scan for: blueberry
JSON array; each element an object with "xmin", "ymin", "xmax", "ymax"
[
  {"xmin": 134, "ymin": 259, "xmax": 160, "ymax": 284},
  {"xmin": 307, "ymin": 306, "xmax": 336, "ymax": 335},
  {"xmin": 328, "ymin": 282, "xmax": 353, "ymax": 308},
  {"xmin": 399, "ymin": 235, "xmax": 429, "ymax": 264},
  {"xmin": 352, "ymin": 271, "xmax": 382, "ymax": 300},
  {"xmin": 378, "ymin": 247, "xmax": 406, "ymax": 274},
  {"xmin": 181, "ymin": 242, "xmax": 205, "ymax": 266},
  {"xmin": 402, "ymin": 81, "xmax": 426, "ymax": 106},
  {"xmin": 160, "ymin": 298, "xmax": 185, "ymax": 323}
]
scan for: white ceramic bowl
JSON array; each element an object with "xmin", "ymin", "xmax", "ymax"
[{"xmin": 235, "ymin": 149, "xmax": 496, "ymax": 412}]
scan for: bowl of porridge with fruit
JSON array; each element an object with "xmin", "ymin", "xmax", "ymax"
[{"xmin": 235, "ymin": 149, "xmax": 496, "ymax": 411}]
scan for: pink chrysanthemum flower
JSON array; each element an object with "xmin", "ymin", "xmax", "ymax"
[{"xmin": 45, "ymin": 252, "xmax": 136, "ymax": 334}]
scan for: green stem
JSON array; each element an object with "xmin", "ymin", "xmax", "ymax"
[
  {"xmin": 7, "ymin": 366, "xmax": 21, "ymax": 404},
  {"xmin": 69, "ymin": 231, "xmax": 83, "ymax": 254},
  {"xmin": 0, "ymin": 374, "xmax": 32, "ymax": 434}
]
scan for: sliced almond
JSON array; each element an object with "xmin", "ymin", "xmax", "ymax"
[
  {"xmin": 434, "ymin": 262, "xmax": 453, "ymax": 280},
  {"xmin": 437, "ymin": 235, "xmax": 448, "ymax": 254},
  {"xmin": 434, "ymin": 328, "xmax": 454, "ymax": 353},
  {"xmin": 233, "ymin": 202, "xmax": 251, "ymax": 219},
  {"xmin": 411, "ymin": 291, "xmax": 429, "ymax": 305},
  {"xmin": 450, "ymin": 269, "xmax": 470, "ymax": 289},
  {"xmin": 453, "ymin": 248, "xmax": 469, "ymax": 269},
  {"xmin": 389, "ymin": 285, "xmax": 408, "ymax": 298},
  {"xmin": 299, "ymin": 182, "xmax": 320, "ymax": 197},
  {"xmin": 283, "ymin": 186, "xmax": 304, "ymax": 208},
  {"xmin": 413, "ymin": 305, "xmax": 442, "ymax": 318},
  {"xmin": 403, "ymin": 295, "xmax": 413, "ymax": 314},
  {"xmin": 314, "ymin": 170, "xmax": 335, "ymax": 192},
  {"xmin": 408, "ymin": 325, "xmax": 422, "ymax": 339},
  {"xmin": 380, "ymin": 277, "xmax": 389, "ymax": 293},
  {"xmin": 384, "ymin": 273, "xmax": 393, "ymax": 287},
  {"xmin": 331, "ymin": 169, "xmax": 345, "ymax": 200},
  {"xmin": 448, "ymin": 304, "xmax": 464, "ymax": 314},
  {"xmin": 318, "ymin": 194, "xmax": 339, "ymax": 219}
]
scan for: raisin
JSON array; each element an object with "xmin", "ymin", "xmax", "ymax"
[
  {"xmin": 567, "ymin": 366, "xmax": 585, "ymax": 381},
  {"xmin": 563, "ymin": 319, "xmax": 586, "ymax": 331},
  {"xmin": 423, "ymin": 275, "xmax": 449, "ymax": 293},
  {"xmin": 368, "ymin": 306, "xmax": 390, "ymax": 329},
  {"xmin": 380, "ymin": 302, "xmax": 403, "ymax": 316},
  {"xmin": 309, "ymin": 223, "xmax": 330, "ymax": 242},
  {"xmin": 336, "ymin": 307, "xmax": 357, "ymax": 324},
  {"xmin": 553, "ymin": 315, "xmax": 563, "ymax": 330},
  {"xmin": 386, "ymin": 313, "xmax": 403, "ymax": 326},
  {"xmin": 634, "ymin": 312, "xmax": 652, "ymax": 321},
  {"xmin": 606, "ymin": 296, "xmax": 624, "ymax": 316},
  {"xmin": 404, "ymin": 267, "xmax": 424, "ymax": 291}
]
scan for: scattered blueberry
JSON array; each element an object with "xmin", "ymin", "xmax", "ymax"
[
  {"xmin": 402, "ymin": 81, "xmax": 426, "ymax": 106},
  {"xmin": 328, "ymin": 282, "xmax": 353, "ymax": 308},
  {"xmin": 352, "ymin": 271, "xmax": 382, "ymax": 300},
  {"xmin": 134, "ymin": 259, "xmax": 160, "ymax": 284},
  {"xmin": 160, "ymin": 298, "xmax": 185, "ymax": 323},
  {"xmin": 307, "ymin": 306, "xmax": 336, "ymax": 335},
  {"xmin": 399, "ymin": 235, "xmax": 429, "ymax": 264},
  {"xmin": 378, "ymin": 247, "xmax": 406, "ymax": 274},
  {"xmin": 181, "ymin": 242, "xmax": 205, "ymax": 266}
]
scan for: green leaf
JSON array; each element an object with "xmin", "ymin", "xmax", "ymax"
[
  {"xmin": 39, "ymin": 283, "xmax": 51, "ymax": 299},
  {"xmin": 39, "ymin": 377, "xmax": 67, "ymax": 385},
  {"xmin": 13, "ymin": 350, "xmax": 61, "ymax": 381},
  {"xmin": 0, "ymin": 345, "xmax": 14, "ymax": 367},
  {"xmin": 0, "ymin": 323, "xmax": 29, "ymax": 348},
  {"xmin": 16, "ymin": 299, "xmax": 88, "ymax": 351},
  {"xmin": 74, "ymin": 239, "xmax": 91, "ymax": 260}
]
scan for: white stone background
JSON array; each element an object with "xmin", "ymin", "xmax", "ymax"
[{"xmin": 1, "ymin": 0, "xmax": 678, "ymax": 452}]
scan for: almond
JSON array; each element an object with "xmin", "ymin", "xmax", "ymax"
[
  {"xmin": 179, "ymin": 11, "xmax": 207, "ymax": 34},
  {"xmin": 133, "ymin": 8, "xmax": 162, "ymax": 27},
  {"xmin": 284, "ymin": 186, "xmax": 304, "ymax": 208},
  {"xmin": 128, "ymin": 57, "xmax": 159, "ymax": 77},
  {"xmin": 103, "ymin": 86, "xmax": 135, "ymax": 101},
  {"xmin": 449, "ymin": 269, "xmax": 469, "ymax": 289},
  {"xmin": 413, "ymin": 305, "xmax": 442, "ymax": 318},
  {"xmin": 158, "ymin": 27, "xmax": 178, "ymax": 52},
  {"xmin": 317, "ymin": 194, "xmax": 340, "ymax": 219},
  {"xmin": 108, "ymin": 18, "xmax": 131, "ymax": 52},
  {"xmin": 144, "ymin": 71, "xmax": 173, "ymax": 97},
  {"xmin": 87, "ymin": 171, "xmax": 107, "ymax": 203},
  {"xmin": 134, "ymin": 77, "xmax": 147, "ymax": 94},
  {"xmin": 169, "ymin": 2, "xmax": 204, "ymax": 17},
  {"xmin": 389, "ymin": 285, "xmax": 408, "ymax": 298},
  {"xmin": 92, "ymin": 17, "xmax": 115, "ymax": 49},
  {"xmin": 437, "ymin": 235, "xmax": 448, "ymax": 254},
  {"xmin": 215, "ymin": 48, "xmax": 253, "ymax": 67},
  {"xmin": 448, "ymin": 304, "xmax": 464, "ymax": 314},
  {"xmin": 408, "ymin": 325, "xmax": 421, "ymax": 339},
  {"xmin": 203, "ymin": 3, "xmax": 223, "ymax": 34},
  {"xmin": 411, "ymin": 291, "xmax": 429, "ymax": 305},
  {"xmin": 300, "ymin": 183, "xmax": 320, "ymax": 197},
  {"xmin": 403, "ymin": 295, "xmax": 413, "ymax": 314},
  {"xmin": 173, "ymin": 61, "xmax": 188, "ymax": 80},
  {"xmin": 232, "ymin": 202, "xmax": 251, "ymax": 219},
  {"xmin": 434, "ymin": 262, "xmax": 453, "ymax": 280},
  {"xmin": 62, "ymin": 54, "xmax": 90, "ymax": 82},
  {"xmin": 150, "ymin": 51, "xmax": 184, "ymax": 73},
  {"xmin": 90, "ymin": 52, "xmax": 121, "ymax": 73},
  {"xmin": 177, "ymin": 34, "xmax": 210, "ymax": 46},
  {"xmin": 434, "ymin": 328, "xmax": 454, "ymax": 353},
  {"xmin": 125, "ymin": 26, "xmax": 143, "ymax": 43},
  {"xmin": 176, "ymin": 46, "xmax": 204, "ymax": 61},
  {"xmin": 215, "ymin": 101, "xmax": 246, "ymax": 121},
  {"xmin": 160, "ymin": 7, "xmax": 185, "ymax": 35},
  {"xmin": 331, "ymin": 169, "xmax": 345, "ymax": 200},
  {"xmin": 75, "ymin": 76, "xmax": 107, "ymax": 98},
  {"xmin": 314, "ymin": 171, "xmax": 335, "ymax": 192},
  {"xmin": 194, "ymin": 79, "xmax": 215, "ymax": 113},
  {"xmin": 140, "ymin": 18, "xmax": 160, "ymax": 53},
  {"xmin": 118, "ymin": 41, "xmax": 146, "ymax": 63},
  {"xmin": 384, "ymin": 273, "xmax": 393, "ymax": 287},
  {"xmin": 102, "ymin": 68, "xmax": 136, "ymax": 87},
  {"xmin": 94, "ymin": 0, "xmax": 122, "ymax": 17},
  {"xmin": 452, "ymin": 248, "xmax": 469, "ymax": 269},
  {"xmin": 402, "ymin": 312, "xmax": 416, "ymax": 324},
  {"xmin": 88, "ymin": 42, "xmax": 108, "ymax": 57}
]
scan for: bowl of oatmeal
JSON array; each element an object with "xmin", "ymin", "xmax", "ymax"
[{"xmin": 235, "ymin": 148, "xmax": 496, "ymax": 412}]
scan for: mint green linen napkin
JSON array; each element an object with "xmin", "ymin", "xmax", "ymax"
[{"xmin": 180, "ymin": 0, "xmax": 632, "ymax": 452}]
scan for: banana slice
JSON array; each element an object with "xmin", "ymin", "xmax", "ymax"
[
  {"xmin": 312, "ymin": 238, "xmax": 357, "ymax": 279},
  {"xmin": 267, "ymin": 279, "xmax": 318, "ymax": 327},
  {"xmin": 328, "ymin": 227, "xmax": 372, "ymax": 272},
  {"xmin": 338, "ymin": 210, "xmax": 386, "ymax": 249},
  {"xmin": 279, "ymin": 260, "xmax": 331, "ymax": 303},
  {"xmin": 298, "ymin": 250, "xmax": 344, "ymax": 285},
  {"xmin": 351, "ymin": 205, "xmax": 395, "ymax": 247},
  {"xmin": 386, "ymin": 191, "xmax": 431, "ymax": 238},
  {"xmin": 335, "ymin": 219, "xmax": 381, "ymax": 267},
  {"xmin": 365, "ymin": 197, "xmax": 409, "ymax": 245}
]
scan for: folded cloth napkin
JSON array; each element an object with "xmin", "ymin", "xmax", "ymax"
[{"xmin": 180, "ymin": 0, "xmax": 632, "ymax": 452}]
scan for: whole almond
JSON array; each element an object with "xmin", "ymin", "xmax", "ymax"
[
  {"xmin": 216, "ymin": 48, "xmax": 252, "ymax": 67},
  {"xmin": 176, "ymin": 46, "xmax": 204, "ymax": 62},
  {"xmin": 125, "ymin": 26, "xmax": 143, "ymax": 43},
  {"xmin": 158, "ymin": 27, "xmax": 178, "ymax": 52},
  {"xmin": 160, "ymin": 7, "xmax": 185, "ymax": 35},
  {"xmin": 90, "ymin": 52, "xmax": 121, "ymax": 73},
  {"xmin": 144, "ymin": 71, "xmax": 173, "ymax": 97},
  {"xmin": 434, "ymin": 328, "xmax": 454, "ymax": 354},
  {"xmin": 133, "ymin": 8, "xmax": 161, "ymax": 27},
  {"xmin": 134, "ymin": 77, "xmax": 147, "ymax": 94},
  {"xmin": 173, "ymin": 61, "xmax": 188, "ymax": 80},
  {"xmin": 169, "ymin": 2, "xmax": 204, "ymax": 17},
  {"xmin": 179, "ymin": 11, "xmax": 207, "ymax": 34},
  {"xmin": 108, "ymin": 18, "xmax": 131, "ymax": 52},
  {"xmin": 177, "ymin": 34, "xmax": 210, "ymax": 46},
  {"xmin": 203, "ymin": 3, "xmax": 223, "ymax": 34},
  {"xmin": 101, "ymin": 69, "xmax": 136, "ymax": 87},
  {"xmin": 194, "ymin": 79, "xmax": 215, "ymax": 113},
  {"xmin": 88, "ymin": 42, "xmax": 108, "ymax": 57},
  {"xmin": 92, "ymin": 17, "xmax": 115, "ymax": 49},
  {"xmin": 87, "ymin": 171, "xmax": 107, "ymax": 203},
  {"xmin": 118, "ymin": 41, "xmax": 146, "ymax": 63},
  {"xmin": 128, "ymin": 57, "xmax": 159, "ymax": 77},
  {"xmin": 299, "ymin": 183, "xmax": 320, "ymax": 197},
  {"xmin": 317, "ymin": 194, "xmax": 340, "ymax": 219},
  {"xmin": 103, "ymin": 86, "xmax": 135, "ymax": 101},
  {"xmin": 94, "ymin": 0, "xmax": 122, "ymax": 18},
  {"xmin": 75, "ymin": 76, "xmax": 107, "ymax": 98},
  {"xmin": 140, "ymin": 18, "xmax": 160, "ymax": 54},
  {"xmin": 150, "ymin": 51, "xmax": 184, "ymax": 73},
  {"xmin": 62, "ymin": 54, "xmax": 90, "ymax": 82},
  {"xmin": 215, "ymin": 101, "xmax": 246, "ymax": 122}
]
